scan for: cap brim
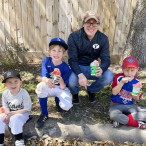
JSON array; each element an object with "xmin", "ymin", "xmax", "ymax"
[
  {"xmin": 122, "ymin": 65, "xmax": 138, "ymax": 69},
  {"xmin": 84, "ymin": 16, "xmax": 98, "ymax": 23},
  {"xmin": 49, "ymin": 41, "xmax": 68, "ymax": 50},
  {"xmin": 2, "ymin": 76, "xmax": 21, "ymax": 83}
]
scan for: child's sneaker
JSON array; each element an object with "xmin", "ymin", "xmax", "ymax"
[
  {"xmin": 138, "ymin": 121, "xmax": 146, "ymax": 129},
  {"xmin": 113, "ymin": 121, "xmax": 119, "ymax": 128},
  {"xmin": 35, "ymin": 114, "xmax": 48, "ymax": 128},
  {"xmin": 15, "ymin": 139, "xmax": 25, "ymax": 146}
]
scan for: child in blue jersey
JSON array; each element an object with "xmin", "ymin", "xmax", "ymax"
[
  {"xmin": 109, "ymin": 56, "xmax": 146, "ymax": 129},
  {"xmin": 35, "ymin": 38, "xmax": 73, "ymax": 128}
]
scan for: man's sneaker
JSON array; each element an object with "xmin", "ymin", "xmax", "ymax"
[
  {"xmin": 138, "ymin": 121, "xmax": 146, "ymax": 129},
  {"xmin": 73, "ymin": 94, "xmax": 79, "ymax": 104},
  {"xmin": 113, "ymin": 121, "xmax": 119, "ymax": 128},
  {"xmin": 88, "ymin": 91, "xmax": 96, "ymax": 103},
  {"xmin": 15, "ymin": 139, "xmax": 25, "ymax": 146},
  {"xmin": 35, "ymin": 114, "xmax": 48, "ymax": 128}
]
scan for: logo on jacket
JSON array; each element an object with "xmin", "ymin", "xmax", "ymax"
[{"xmin": 93, "ymin": 44, "xmax": 100, "ymax": 49}]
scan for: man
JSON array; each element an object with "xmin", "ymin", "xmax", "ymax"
[{"xmin": 67, "ymin": 10, "xmax": 113, "ymax": 104}]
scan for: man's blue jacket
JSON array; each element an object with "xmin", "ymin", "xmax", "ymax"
[{"xmin": 67, "ymin": 28, "xmax": 110, "ymax": 75}]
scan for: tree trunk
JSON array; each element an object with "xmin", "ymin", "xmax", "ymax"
[{"xmin": 123, "ymin": 0, "xmax": 146, "ymax": 67}]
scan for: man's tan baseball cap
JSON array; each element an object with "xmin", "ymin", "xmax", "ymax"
[{"xmin": 83, "ymin": 11, "xmax": 100, "ymax": 23}]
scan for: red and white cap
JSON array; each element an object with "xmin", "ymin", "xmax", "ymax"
[{"xmin": 122, "ymin": 56, "xmax": 139, "ymax": 69}]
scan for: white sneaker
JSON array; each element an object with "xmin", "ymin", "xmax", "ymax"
[
  {"xmin": 15, "ymin": 139, "xmax": 25, "ymax": 146},
  {"xmin": 138, "ymin": 121, "xmax": 146, "ymax": 129},
  {"xmin": 0, "ymin": 144, "xmax": 4, "ymax": 146},
  {"xmin": 113, "ymin": 121, "xmax": 119, "ymax": 128}
]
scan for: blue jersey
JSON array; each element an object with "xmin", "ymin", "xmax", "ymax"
[
  {"xmin": 40, "ymin": 57, "xmax": 71, "ymax": 85},
  {"xmin": 110, "ymin": 73, "xmax": 140, "ymax": 105}
]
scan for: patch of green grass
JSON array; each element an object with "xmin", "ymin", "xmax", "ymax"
[
  {"xmin": 21, "ymin": 81, "xmax": 37, "ymax": 94},
  {"xmin": 95, "ymin": 85, "xmax": 111, "ymax": 107}
]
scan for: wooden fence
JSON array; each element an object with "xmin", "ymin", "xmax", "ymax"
[{"xmin": 0, "ymin": 0, "xmax": 137, "ymax": 63}]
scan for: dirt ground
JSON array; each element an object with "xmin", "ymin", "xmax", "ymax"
[{"xmin": 2, "ymin": 64, "xmax": 146, "ymax": 146}]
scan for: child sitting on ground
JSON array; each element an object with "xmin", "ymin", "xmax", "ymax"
[
  {"xmin": 0, "ymin": 70, "xmax": 32, "ymax": 146},
  {"xmin": 109, "ymin": 56, "xmax": 146, "ymax": 129},
  {"xmin": 35, "ymin": 38, "xmax": 73, "ymax": 128}
]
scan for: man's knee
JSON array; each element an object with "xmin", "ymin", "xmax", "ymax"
[
  {"xmin": 103, "ymin": 70, "xmax": 114, "ymax": 85},
  {"xmin": 68, "ymin": 73, "xmax": 78, "ymax": 87}
]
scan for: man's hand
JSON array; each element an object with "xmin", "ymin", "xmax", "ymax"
[
  {"xmin": 78, "ymin": 73, "xmax": 88, "ymax": 89},
  {"xmin": 95, "ymin": 67, "xmax": 103, "ymax": 77}
]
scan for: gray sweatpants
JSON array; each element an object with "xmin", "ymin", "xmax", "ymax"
[{"xmin": 109, "ymin": 102, "xmax": 146, "ymax": 125}]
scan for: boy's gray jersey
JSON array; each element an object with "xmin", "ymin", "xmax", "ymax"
[{"xmin": 2, "ymin": 88, "xmax": 32, "ymax": 112}]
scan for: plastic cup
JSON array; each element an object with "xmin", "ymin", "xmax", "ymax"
[
  {"xmin": 90, "ymin": 66, "xmax": 98, "ymax": 76},
  {"xmin": 132, "ymin": 85, "xmax": 141, "ymax": 96},
  {"xmin": 53, "ymin": 75, "xmax": 59, "ymax": 84}
]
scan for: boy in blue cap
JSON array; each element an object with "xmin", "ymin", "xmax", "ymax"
[{"xmin": 35, "ymin": 38, "xmax": 73, "ymax": 128}]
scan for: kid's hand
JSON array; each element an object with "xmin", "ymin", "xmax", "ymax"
[
  {"xmin": 48, "ymin": 79, "xmax": 55, "ymax": 88},
  {"xmin": 2, "ymin": 114, "xmax": 10, "ymax": 123},
  {"xmin": 132, "ymin": 90, "xmax": 143, "ymax": 101},
  {"xmin": 57, "ymin": 75, "xmax": 64, "ymax": 84},
  {"xmin": 121, "ymin": 77, "xmax": 132, "ymax": 84},
  {"xmin": 7, "ymin": 111, "xmax": 15, "ymax": 116},
  {"xmin": 2, "ymin": 111, "xmax": 15, "ymax": 123},
  {"xmin": 138, "ymin": 91, "xmax": 143, "ymax": 100}
]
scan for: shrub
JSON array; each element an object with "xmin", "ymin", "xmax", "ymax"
[{"xmin": 0, "ymin": 43, "xmax": 29, "ymax": 67}]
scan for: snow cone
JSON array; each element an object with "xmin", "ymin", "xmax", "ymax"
[
  {"xmin": 51, "ymin": 68, "xmax": 61, "ymax": 84},
  {"xmin": 0, "ymin": 107, "xmax": 5, "ymax": 114},
  {"xmin": 132, "ymin": 82, "xmax": 142, "ymax": 96},
  {"xmin": 90, "ymin": 60, "xmax": 99, "ymax": 76}
]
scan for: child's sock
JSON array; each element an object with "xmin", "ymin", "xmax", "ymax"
[
  {"xmin": 0, "ymin": 133, "xmax": 4, "ymax": 144},
  {"xmin": 39, "ymin": 97, "xmax": 48, "ymax": 115},
  {"xmin": 14, "ymin": 133, "xmax": 23, "ymax": 141},
  {"xmin": 126, "ymin": 114, "xmax": 138, "ymax": 127},
  {"xmin": 55, "ymin": 97, "xmax": 60, "ymax": 105}
]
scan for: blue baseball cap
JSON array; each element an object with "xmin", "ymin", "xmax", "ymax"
[{"xmin": 49, "ymin": 38, "xmax": 68, "ymax": 50}]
